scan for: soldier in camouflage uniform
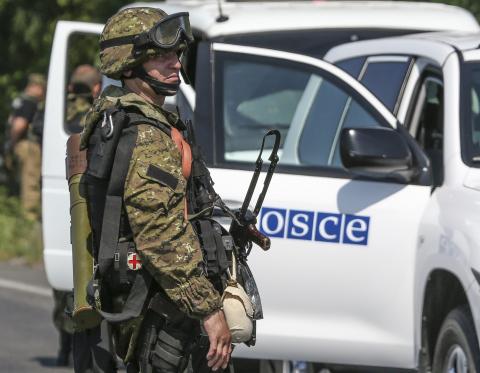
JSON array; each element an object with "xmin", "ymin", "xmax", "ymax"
[
  {"xmin": 77, "ymin": 7, "xmax": 232, "ymax": 373},
  {"xmin": 66, "ymin": 64, "xmax": 101, "ymax": 133}
]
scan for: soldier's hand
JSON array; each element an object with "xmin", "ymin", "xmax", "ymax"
[{"xmin": 202, "ymin": 309, "xmax": 232, "ymax": 371}]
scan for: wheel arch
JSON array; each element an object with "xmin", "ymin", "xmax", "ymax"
[{"xmin": 419, "ymin": 269, "xmax": 473, "ymax": 370}]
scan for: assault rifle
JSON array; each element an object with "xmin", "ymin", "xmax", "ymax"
[
  {"xmin": 184, "ymin": 119, "xmax": 280, "ymax": 255},
  {"xmin": 229, "ymin": 129, "xmax": 281, "ymax": 256}
]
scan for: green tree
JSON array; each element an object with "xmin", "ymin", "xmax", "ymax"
[
  {"xmin": 416, "ymin": 0, "xmax": 480, "ymax": 19},
  {"xmin": 0, "ymin": 0, "xmax": 155, "ymax": 133}
]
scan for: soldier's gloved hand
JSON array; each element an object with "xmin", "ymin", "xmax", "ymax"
[{"xmin": 202, "ymin": 309, "xmax": 232, "ymax": 371}]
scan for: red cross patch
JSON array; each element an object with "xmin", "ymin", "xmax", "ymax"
[{"xmin": 127, "ymin": 253, "xmax": 142, "ymax": 270}]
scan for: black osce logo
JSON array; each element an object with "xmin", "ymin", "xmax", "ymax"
[{"xmin": 259, "ymin": 207, "xmax": 370, "ymax": 245}]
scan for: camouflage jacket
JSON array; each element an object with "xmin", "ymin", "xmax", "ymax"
[
  {"xmin": 81, "ymin": 85, "xmax": 222, "ymax": 319},
  {"xmin": 66, "ymin": 94, "xmax": 91, "ymax": 133}
]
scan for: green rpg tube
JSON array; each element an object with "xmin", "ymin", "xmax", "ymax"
[{"xmin": 66, "ymin": 134, "xmax": 102, "ymax": 330}]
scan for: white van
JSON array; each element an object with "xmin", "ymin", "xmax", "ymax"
[{"xmin": 43, "ymin": 1, "xmax": 480, "ymax": 371}]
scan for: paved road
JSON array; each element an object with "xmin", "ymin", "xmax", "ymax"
[
  {"xmin": 0, "ymin": 261, "xmax": 344, "ymax": 373},
  {"xmin": 0, "ymin": 261, "xmax": 260, "ymax": 373},
  {"xmin": 0, "ymin": 261, "xmax": 72, "ymax": 373}
]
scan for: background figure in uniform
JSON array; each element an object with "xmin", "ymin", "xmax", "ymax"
[
  {"xmin": 53, "ymin": 64, "xmax": 102, "ymax": 367},
  {"xmin": 7, "ymin": 73, "xmax": 46, "ymax": 220},
  {"xmin": 66, "ymin": 64, "xmax": 102, "ymax": 134}
]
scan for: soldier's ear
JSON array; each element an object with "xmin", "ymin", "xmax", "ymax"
[
  {"xmin": 122, "ymin": 70, "xmax": 133, "ymax": 78},
  {"xmin": 92, "ymin": 83, "xmax": 101, "ymax": 99}
]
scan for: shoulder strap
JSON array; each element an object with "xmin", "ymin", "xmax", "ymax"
[
  {"xmin": 97, "ymin": 125, "xmax": 138, "ymax": 276},
  {"xmin": 126, "ymin": 111, "xmax": 172, "ymax": 137}
]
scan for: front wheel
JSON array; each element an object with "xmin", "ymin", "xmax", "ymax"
[{"xmin": 432, "ymin": 305, "xmax": 480, "ymax": 373}]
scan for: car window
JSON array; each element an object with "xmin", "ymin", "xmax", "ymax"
[
  {"xmin": 360, "ymin": 58, "xmax": 411, "ymax": 112},
  {"xmin": 468, "ymin": 68, "xmax": 480, "ymax": 156},
  {"xmin": 336, "ymin": 56, "xmax": 412, "ymax": 112},
  {"xmin": 471, "ymin": 82, "xmax": 480, "ymax": 150},
  {"xmin": 409, "ymin": 76, "xmax": 444, "ymax": 185},
  {"xmin": 461, "ymin": 63, "xmax": 480, "ymax": 166},
  {"xmin": 215, "ymin": 52, "xmax": 389, "ymax": 170},
  {"xmin": 336, "ymin": 57, "xmax": 366, "ymax": 78},
  {"xmin": 219, "ymin": 56, "xmax": 309, "ymax": 160},
  {"xmin": 299, "ymin": 80, "xmax": 381, "ymax": 167}
]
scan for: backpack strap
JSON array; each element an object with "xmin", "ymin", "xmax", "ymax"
[
  {"xmin": 97, "ymin": 124, "xmax": 138, "ymax": 276},
  {"xmin": 127, "ymin": 111, "xmax": 172, "ymax": 137}
]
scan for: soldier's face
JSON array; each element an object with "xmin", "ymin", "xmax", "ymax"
[
  {"xmin": 26, "ymin": 84, "xmax": 45, "ymax": 101},
  {"xmin": 143, "ymin": 51, "xmax": 181, "ymax": 85}
]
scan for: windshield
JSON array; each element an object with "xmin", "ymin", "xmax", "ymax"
[{"xmin": 462, "ymin": 63, "xmax": 480, "ymax": 166}]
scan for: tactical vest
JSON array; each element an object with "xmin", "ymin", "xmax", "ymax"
[{"xmin": 83, "ymin": 106, "xmax": 233, "ymax": 324}]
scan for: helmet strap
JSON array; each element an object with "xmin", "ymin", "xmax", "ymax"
[{"xmin": 131, "ymin": 65, "xmax": 180, "ymax": 96}]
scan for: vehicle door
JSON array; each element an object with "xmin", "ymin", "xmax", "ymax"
[
  {"xmin": 42, "ymin": 21, "xmax": 194, "ymax": 291},
  {"xmin": 194, "ymin": 43, "xmax": 433, "ymax": 367},
  {"xmin": 43, "ymin": 21, "xmax": 103, "ymax": 291}
]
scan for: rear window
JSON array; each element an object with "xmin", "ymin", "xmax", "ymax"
[{"xmin": 336, "ymin": 56, "xmax": 412, "ymax": 113}]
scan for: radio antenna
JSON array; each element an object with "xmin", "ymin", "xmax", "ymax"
[{"xmin": 216, "ymin": 0, "xmax": 229, "ymax": 22}]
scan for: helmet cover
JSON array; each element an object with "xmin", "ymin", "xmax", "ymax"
[{"xmin": 100, "ymin": 7, "xmax": 169, "ymax": 79}]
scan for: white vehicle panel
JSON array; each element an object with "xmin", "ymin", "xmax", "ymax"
[
  {"xmin": 43, "ymin": 21, "xmax": 103, "ymax": 290},
  {"xmin": 464, "ymin": 49, "xmax": 480, "ymax": 62},
  {"xmin": 210, "ymin": 168, "xmax": 431, "ymax": 367},
  {"xmin": 442, "ymin": 53, "xmax": 468, "ymax": 188}
]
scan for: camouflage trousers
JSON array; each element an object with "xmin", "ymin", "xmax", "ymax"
[
  {"xmin": 52, "ymin": 290, "xmax": 75, "ymax": 334},
  {"xmin": 13, "ymin": 139, "xmax": 41, "ymax": 220}
]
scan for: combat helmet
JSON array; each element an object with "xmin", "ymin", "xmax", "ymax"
[{"xmin": 99, "ymin": 7, "xmax": 193, "ymax": 96}]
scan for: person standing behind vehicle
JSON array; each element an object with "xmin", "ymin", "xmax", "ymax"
[
  {"xmin": 7, "ymin": 73, "xmax": 46, "ymax": 220},
  {"xmin": 66, "ymin": 65, "xmax": 102, "ymax": 134}
]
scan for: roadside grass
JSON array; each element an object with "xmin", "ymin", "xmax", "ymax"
[{"xmin": 0, "ymin": 187, "xmax": 43, "ymax": 264}]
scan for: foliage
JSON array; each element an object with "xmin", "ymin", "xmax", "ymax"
[
  {"xmin": 416, "ymin": 0, "xmax": 480, "ymax": 20},
  {"xmin": 0, "ymin": 0, "xmax": 153, "ymax": 141},
  {"xmin": 0, "ymin": 186, "xmax": 42, "ymax": 263},
  {"xmin": 0, "ymin": 0, "xmax": 157, "ymax": 262}
]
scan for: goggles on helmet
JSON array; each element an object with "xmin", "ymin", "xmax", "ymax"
[{"xmin": 100, "ymin": 12, "xmax": 194, "ymax": 53}]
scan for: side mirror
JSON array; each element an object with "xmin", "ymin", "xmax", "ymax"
[{"xmin": 340, "ymin": 127, "xmax": 415, "ymax": 182}]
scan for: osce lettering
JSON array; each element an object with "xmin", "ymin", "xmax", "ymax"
[{"xmin": 259, "ymin": 207, "xmax": 370, "ymax": 246}]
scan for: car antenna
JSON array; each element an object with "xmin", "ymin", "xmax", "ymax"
[{"xmin": 216, "ymin": 0, "xmax": 229, "ymax": 22}]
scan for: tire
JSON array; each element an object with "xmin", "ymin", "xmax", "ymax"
[{"xmin": 432, "ymin": 305, "xmax": 480, "ymax": 373}]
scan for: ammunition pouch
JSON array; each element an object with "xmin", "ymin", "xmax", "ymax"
[
  {"xmin": 135, "ymin": 295, "xmax": 197, "ymax": 373},
  {"xmin": 191, "ymin": 218, "xmax": 233, "ymax": 291},
  {"xmin": 191, "ymin": 217, "xmax": 258, "ymax": 345}
]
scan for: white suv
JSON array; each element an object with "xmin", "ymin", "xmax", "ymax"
[
  {"xmin": 319, "ymin": 32, "xmax": 480, "ymax": 372},
  {"xmin": 42, "ymin": 1, "xmax": 480, "ymax": 372}
]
